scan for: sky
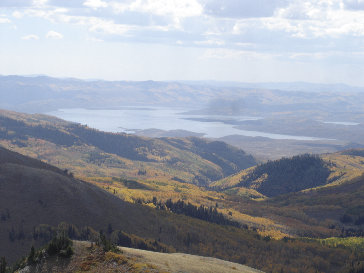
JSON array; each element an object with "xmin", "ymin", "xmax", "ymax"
[{"xmin": 1, "ymin": 0, "xmax": 364, "ymax": 85}]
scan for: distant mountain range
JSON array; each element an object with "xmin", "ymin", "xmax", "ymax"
[
  {"xmin": 178, "ymin": 80, "xmax": 364, "ymax": 93},
  {"xmin": 2, "ymin": 75, "xmax": 364, "ymax": 116}
]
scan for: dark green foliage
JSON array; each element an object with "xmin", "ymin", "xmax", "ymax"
[
  {"xmin": 112, "ymin": 177, "xmax": 151, "ymax": 190},
  {"xmin": 8, "ymin": 225, "xmax": 24, "ymax": 242},
  {"xmin": 33, "ymin": 224, "xmax": 56, "ymax": 243},
  {"xmin": 355, "ymin": 216, "xmax": 364, "ymax": 226},
  {"xmin": 164, "ymin": 137, "xmax": 257, "ymax": 179},
  {"xmin": 0, "ymin": 116, "xmax": 78, "ymax": 146},
  {"xmin": 69, "ymin": 124, "xmax": 157, "ymax": 162},
  {"xmin": 107, "ymin": 223, "xmax": 113, "ymax": 234},
  {"xmin": 27, "ymin": 246, "xmax": 35, "ymax": 265},
  {"xmin": 31, "ymin": 222, "xmax": 170, "ymax": 254},
  {"xmin": 33, "ymin": 223, "xmax": 100, "ymax": 245},
  {"xmin": 0, "ymin": 209, "xmax": 10, "ymax": 222},
  {"xmin": 156, "ymin": 198, "xmax": 241, "ymax": 228},
  {"xmin": 98, "ymin": 232, "xmax": 117, "ymax": 252},
  {"xmin": 341, "ymin": 214, "xmax": 354, "ymax": 224},
  {"xmin": 86, "ymin": 151, "xmax": 111, "ymax": 165},
  {"xmin": 238, "ymin": 154, "xmax": 331, "ymax": 197},
  {"xmin": 346, "ymin": 261, "xmax": 364, "ymax": 273},
  {"xmin": 112, "ymin": 231, "xmax": 132, "ymax": 247},
  {"xmin": 342, "ymin": 149, "xmax": 364, "ymax": 158},
  {"xmin": 111, "ymin": 231, "xmax": 170, "ymax": 253},
  {"xmin": 46, "ymin": 232, "xmax": 73, "ymax": 257},
  {"xmin": 0, "ymin": 257, "xmax": 6, "ymax": 273}
]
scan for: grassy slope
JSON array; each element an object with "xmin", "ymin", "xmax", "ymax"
[{"xmin": 18, "ymin": 241, "xmax": 263, "ymax": 273}]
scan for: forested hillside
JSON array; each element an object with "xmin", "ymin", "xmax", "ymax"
[
  {"xmin": 214, "ymin": 154, "xmax": 331, "ymax": 197},
  {"xmin": 0, "ymin": 109, "xmax": 256, "ymax": 186},
  {"xmin": 1, "ymin": 147, "xmax": 364, "ymax": 273},
  {"xmin": 240, "ymin": 154, "xmax": 331, "ymax": 196}
]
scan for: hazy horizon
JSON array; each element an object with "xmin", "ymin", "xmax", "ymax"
[{"xmin": 2, "ymin": 73, "xmax": 364, "ymax": 89}]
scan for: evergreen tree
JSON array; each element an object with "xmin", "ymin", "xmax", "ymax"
[
  {"xmin": 28, "ymin": 246, "xmax": 35, "ymax": 264},
  {"xmin": 0, "ymin": 257, "xmax": 6, "ymax": 273},
  {"xmin": 107, "ymin": 223, "xmax": 113, "ymax": 234}
]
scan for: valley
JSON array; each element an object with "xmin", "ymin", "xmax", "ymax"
[{"xmin": 0, "ymin": 108, "xmax": 364, "ymax": 272}]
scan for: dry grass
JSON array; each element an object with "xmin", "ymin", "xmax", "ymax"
[
  {"xmin": 17, "ymin": 241, "xmax": 262, "ymax": 273},
  {"xmin": 119, "ymin": 246, "xmax": 263, "ymax": 273}
]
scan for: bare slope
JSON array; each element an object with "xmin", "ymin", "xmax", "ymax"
[{"xmin": 18, "ymin": 241, "xmax": 262, "ymax": 273}]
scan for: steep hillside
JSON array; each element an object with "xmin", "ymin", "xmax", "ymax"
[
  {"xmin": 214, "ymin": 154, "xmax": 331, "ymax": 197},
  {"xmin": 0, "ymin": 109, "xmax": 256, "ymax": 186},
  {"xmin": 0, "ymin": 147, "xmax": 172, "ymax": 262}
]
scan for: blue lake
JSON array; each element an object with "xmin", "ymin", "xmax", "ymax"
[{"xmin": 48, "ymin": 107, "xmax": 330, "ymax": 141}]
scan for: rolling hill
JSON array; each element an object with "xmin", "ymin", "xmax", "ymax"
[
  {"xmin": 1, "ymin": 146, "xmax": 363, "ymax": 273},
  {"xmin": 213, "ymin": 154, "xmax": 331, "ymax": 197},
  {"xmin": 0, "ymin": 109, "xmax": 256, "ymax": 186},
  {"xmin": 213, "ymin": 151, "xmax": 364, "ymax": 196},
  {"xmin": 211, "ymin": 150, "xmax": 364, "ymax": 239}
]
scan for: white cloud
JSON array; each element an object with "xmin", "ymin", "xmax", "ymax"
[
  {"xmin": 5, "ymin": 0, "xmax": 364, "ymax": 56},
  {"xmin": 11, "ymin": 7, "xmax": 68, "ymax": 23},
  {"xmin": 32, "ymin": 0, "xmax": 48, "ymax": 7},
  {"xmin": 56, "ymin": 15, "xmax": 135, "ymax": 35},
  {"xmin": 252, "ymin": 0, "xmax": 364, "ymax": 38},
  {"xmin": 201, "ymin": 48, "xmax": 276, "ymax": 60},
  {"xmin": 21, "ymin": 34, "xmax": 40, "ymax": 40},
  {"xmin": 0, "ymin": 0, "xmax": 33, "ymax": 7},
  {"xmin": 344, "ymin": 0, "xmax": 364, "ymax": 10},
  {"xmin": 46, "ymin": 30, "xmax": 63, "ymax": 39},
  {"xmin": 12, "ymin": 11, "xmax": 23, "ymax": 18},
  {"xmin": 83, "ymin": 0, "xmax": 108, "ymax": 9},
  {"xmin": 202, "ymin": 0, "xmax": 287, "ymax": 18},
  {"xmin": 112, "ymin": 0, "xmax": 203, "ymax": 28},
  {"xmin": 195, "ymin": 39, "xmax": 225, "ymax": 46},
  {"xmin": 0, "ymin": 17, "xmax": 11, "ymax": 23},
  {"xmin": 87, "ymin": 36, "xmax": 104, "ymax": 42},
  {"xmin": 87, "ymin": 18, "xmax": 133, "ymax": 35}
]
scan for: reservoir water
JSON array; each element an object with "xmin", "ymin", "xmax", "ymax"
[{"xmin": 48, "ymin": 107, "xmax": 330, "ymax": 141}]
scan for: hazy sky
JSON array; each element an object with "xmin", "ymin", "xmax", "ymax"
[{"xmin": 1, "ymin": 0, "xmax": 364, "ymax": 85}]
